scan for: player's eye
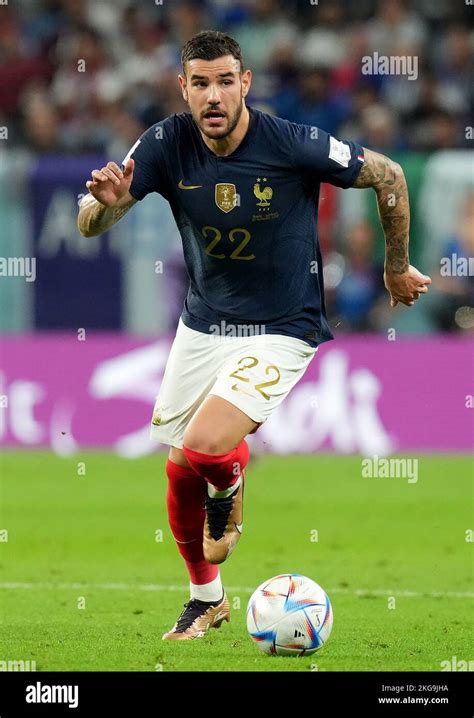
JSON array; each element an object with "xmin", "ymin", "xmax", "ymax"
[
  {"xmin": 193, "ymin": 82, "xmax": 207, "ymax": 88},
  {"xmin": 222, "ymin": 80, "xmax": 233, "ymax": 86}
]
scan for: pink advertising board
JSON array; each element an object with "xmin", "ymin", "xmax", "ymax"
[{"xmin": 0, "ymin": 334, "xmax": 472, "ymax": 456}]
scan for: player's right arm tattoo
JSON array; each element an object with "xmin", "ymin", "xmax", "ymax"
[
  {"xmin": 352, "ymin": 148, "xmax": 409, "ymax": 274},
  {"xmin": 77, "ymin": 194, "xmax": 137, "ymax": 238}
]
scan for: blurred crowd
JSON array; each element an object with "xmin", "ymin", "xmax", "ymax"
[
  {"xmin": 0, "ymin": 0, "xmax": 472, "ymax": 336},
  {"xmin": 322, "ymin": 192, "xmax": 474, "ymax": 334},
  {"xmin": 1, "ymin": 0, "xmax": 472, "ymax": 155}
]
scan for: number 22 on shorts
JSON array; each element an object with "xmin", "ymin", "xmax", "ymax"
[{"xmin": 229, "ymin": 356, "xmax": 281, "ymax": 400}]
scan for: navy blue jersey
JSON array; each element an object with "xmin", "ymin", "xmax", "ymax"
[{"xmin": 126, "ymin": 107, "xmax": 365, "ymax": 347}]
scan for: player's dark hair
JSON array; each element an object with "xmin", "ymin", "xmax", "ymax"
[{"xmin": 181, "ymin": 31, "xmax": 244, "ymax": 73}]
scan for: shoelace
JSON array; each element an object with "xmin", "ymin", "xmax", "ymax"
[
  {"xmin": 205, "ymin": 488, "xmax": 238, "ymax": 540},
  {"xmin": 175, "ymin": 598, "xmax": 218, "ymax": 632}
]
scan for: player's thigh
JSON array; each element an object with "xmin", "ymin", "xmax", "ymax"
[
  {"xmin": 207, "ymin": 334, "xmax": 317, "ymax": 433},
  {"xmin": 150, "ymin": 319, "xmax": 223, "ymax": 449},
  {"xmin": 182, "ymin": 395, "xmax": 259, "ymax": 454}
]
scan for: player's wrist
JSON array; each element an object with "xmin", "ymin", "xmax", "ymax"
[
  {"xmin": 384, "ymin": 261, "xmax": 409, "ymax": 276},
  {"xmin": 113, "ymin": 191, "xmax": 134, "ymax": 209}
]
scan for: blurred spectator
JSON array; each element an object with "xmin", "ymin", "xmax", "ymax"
[
  {"xmin": 427, "ymin": 111, "xmax": 465, "ymax": 150},
  {"xmin": 233, "ymin": 0, "xmax": 297, "ymax": 96},
  {"xmin": 332, "ymin": 24, "xmax": 371, "ymax": 95},
  {"xmin": 0, "ymin": 7, "xmax": 51, "ymax": 120},
  {"xmin": 169, "ymin": 1, "xmax": 210, "ymax": 49},
  {"xmin": 49, "ymin": 26, "xmax": 121, "ymax": 152},
  {"xmin": 433, "ymin": 24, "xmax": 473, "ymax": 116},
  {"xmin": 337, "ymin": 83, "xmax": 378, "ymax": 140},
  {"xmin": 272, "ymin": 67, "xmax": 349, "ymax": 136},
  {"xmin": 367, "ymin": 0, "xmax": 428, "ymax": 56},
  {"xmin": 359, "ymin": 104, "xmax": 402, "ymax": 151},
  {"xmin": 21, "ymin": 84, "xmax": 63, "ymax": 152},
  {"xmin": 428, "ymin": 193, "xmax": 474, "ymax": 332},
  {"xmin": 297, "ymin": 2, "xmax": 348, "ymax": 71},
  {"xmin": 329, "ymin": 220, "xmax": 384, "ymax": 332}
]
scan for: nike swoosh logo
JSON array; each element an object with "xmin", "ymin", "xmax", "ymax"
[
  {"xmin": 235, "ymin": 522, "xmax": 243, "ymax": 534},
  {"xmin": 178, "ymin": 179, "xmax": 203, "ymax": 190}
]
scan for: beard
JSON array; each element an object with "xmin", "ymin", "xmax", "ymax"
[{"xmin": 194, "ymin": 97, "xmax": 244, "ymax": 140}]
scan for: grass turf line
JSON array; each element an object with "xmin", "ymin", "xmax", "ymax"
[{"xmin": 0, "ymin": 451, "xmax": 472, "ymax": 671}]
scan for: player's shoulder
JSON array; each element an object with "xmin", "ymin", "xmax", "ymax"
[
  {"xmin": 257, "ymin": 107, "xmax": 311, "ymax": 133},
  {"xmin": 253, "ymin": 107, "xmax": 320, "ymax": 160},
  {"xmin": 139, "ymin": 112, "xmax": 194, "ymax": 147}
]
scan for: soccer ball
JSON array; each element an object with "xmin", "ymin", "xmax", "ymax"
[{"xmin": 246, "ymin": 573, "xmax": 333, "ymax": 657}]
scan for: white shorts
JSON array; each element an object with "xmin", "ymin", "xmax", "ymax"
[{"xmin": 149, "ymin": 317, "xmax": 318, "ymax": 449}]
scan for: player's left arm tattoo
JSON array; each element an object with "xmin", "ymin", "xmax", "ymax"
[{"xmin": 353, "ymin": 149, "xmax": 409, "ymax": 275}]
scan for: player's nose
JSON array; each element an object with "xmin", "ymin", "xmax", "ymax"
[{"xmin": 206, "ymin": 84, "xmax": 221, "ymax": 103}]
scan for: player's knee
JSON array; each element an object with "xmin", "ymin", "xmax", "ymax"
[
  {"xmin": 183, "ymin": 421, "xmax": 241, "ymax": 454},
  {"xmin": 182, "ymin": 433, "xmax": 229, "ymax": 456}
]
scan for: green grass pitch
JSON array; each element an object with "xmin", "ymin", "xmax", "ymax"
[{"xmin": 0, "ymin": 451, "xmax": 472, "ymax": 672}]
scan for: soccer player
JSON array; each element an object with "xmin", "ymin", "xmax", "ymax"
[{"xmin": 77, "ymin": 31, "xmax": 431, "ymax": 640}]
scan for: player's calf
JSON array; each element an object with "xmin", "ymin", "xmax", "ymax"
[{"xmin": 182, "ymin": 441, "xmax": 249, "ymax": 563}]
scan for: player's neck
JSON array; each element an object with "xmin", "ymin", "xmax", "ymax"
[{"xmin": 201, "ymin": 105, "xmax": 250, "ymax": 158}]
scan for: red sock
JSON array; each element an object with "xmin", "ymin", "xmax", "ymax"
[
  {"xmin": 165, "ymin": 458, "xmax": 219, "ymax": 585},
  {"xmin": 182, "ymin": 439, "xmax": 250, "ymax": 491}
]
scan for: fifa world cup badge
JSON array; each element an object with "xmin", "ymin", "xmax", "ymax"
[{"xmin": 215, "ymin": 183, "xmax": 237, "ymax": 213}]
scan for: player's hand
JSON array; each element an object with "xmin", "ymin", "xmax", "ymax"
[
  {"xmin": 85, "ymin": 159, "xmax": 134, "ymax": 207},
  {"xmin": 384, "ymin": 265, "xmax": 432, "ymax": 307}
]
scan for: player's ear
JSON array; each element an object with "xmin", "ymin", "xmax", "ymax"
[
  {"xmin": 241, "ymin": 69, "xmax": 252, "ymax": 98},
  {"xmin": 178, "ymin": 73, "xmax": 188, "ymax": 102}
]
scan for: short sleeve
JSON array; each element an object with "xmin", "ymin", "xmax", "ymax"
[
  {"xmin": 290, "ymin": 124, "xmax": 365, "ymax": 189},
  {"xmin": 122, "ymin": 119, "xmax": 172, "ymax": 201}
]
